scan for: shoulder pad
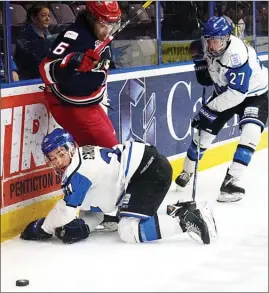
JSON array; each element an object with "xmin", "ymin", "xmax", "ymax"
[{"xmin": 219, "ymin": 35, "xmax": 248, "ymax": 68}]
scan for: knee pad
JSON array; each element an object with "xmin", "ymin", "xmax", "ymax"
[
  {"xmin": 187, "ymin": 130, "xmax": 216, "ymax": 161},
  {"xmin": 233, "ymin": 123, "xmax": 262, "ymax": 167},
  {"xmin": 118, "ymin": 215, "xmax": 161, "ymax": 243}
]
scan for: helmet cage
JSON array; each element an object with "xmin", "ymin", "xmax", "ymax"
[{"xmin": 202, "ymin": 34, "xmax": 230, "ymax": 58}]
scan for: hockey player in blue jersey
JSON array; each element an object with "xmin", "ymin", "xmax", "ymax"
[
  {"xmin": 39, "ymin": 1, "xmax": 121, "ymax": 148},
  {"xmin": 20, "ymin": 128, "xmax": 217, "ymax": 245},
  {"xmin": 175, "ymin": 16, "xmax": 268, "ymax": 203}
]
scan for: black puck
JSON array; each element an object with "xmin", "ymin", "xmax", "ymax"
[{"xmin": 16, "ymin": 279, "xmax": 29, "ymax": 287}]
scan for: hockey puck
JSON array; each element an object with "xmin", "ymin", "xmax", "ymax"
[{"xmin": 16, "ymin": 279, "xmax": 29, "ymax": 287}]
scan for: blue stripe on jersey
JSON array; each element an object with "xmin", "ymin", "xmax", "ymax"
[
  {"xmin": 125, "ymin": 142, "xmax": 133, "ymax": 177},
  {"xmin": 63, "ymin": 172, "xmax": 92, "ymax": 208},
  {"xmin": 248, "ymin": 85, "xmax": 268, "ymax": 95},
  {"xmin": 225, "ymin": 63, "xmax": 252, "ymax": 94},
  {"xmin": 90, "ymin": 207, "xmax": 103, "ymax": 212},
  {"xmin": 139, "ymin": 216, "xmax": 161, "ymax": 242},
  {"xmin": 213, "ymin": 83, "xmax": 228, "ymax": 95}
]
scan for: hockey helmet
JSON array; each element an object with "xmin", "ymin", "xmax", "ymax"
[
  {"xmin": 41, "ymin": 128, "xmax": 75, "ymax": 156},
  {"xmin": 86, "ymin": 1, "xmax": 121, "ymax": 24},
  {"xmin": 202, "ymin": 16, "xmax": 232, "ymax": 57},
  {"xmin": 41, "ymin": 128, "xmax": 76, "ymax": 175}
]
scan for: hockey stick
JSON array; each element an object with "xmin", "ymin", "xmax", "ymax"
[
  {"xmin": 191, "ymin": 86, "xmax": 206, "ymax": 201},
  {"xmin": 94, "ymin": 1, "xmax": 153, "ymax": 55}
]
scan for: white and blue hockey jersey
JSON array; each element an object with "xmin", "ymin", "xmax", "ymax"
[
  {"xmin": 205, "ymin": 35, "xmax": 268, "ymax": 112},
  {"xmin": 41, "ymin": 141, "xmax": 146, "ymax": 234}
]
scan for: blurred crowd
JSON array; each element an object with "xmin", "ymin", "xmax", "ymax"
[{"xmin": 0, "ymin": 1, "xmax": 268, "ymax": 83}]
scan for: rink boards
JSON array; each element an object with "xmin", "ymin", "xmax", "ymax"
[{"xmin": 1, "ymin": 54, "xmax": 268, "ymax": 242}]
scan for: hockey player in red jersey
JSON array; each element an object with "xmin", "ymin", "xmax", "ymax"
[{"xmin": 39, "ymin": 1, "xmax": 121, "ymax": 148}]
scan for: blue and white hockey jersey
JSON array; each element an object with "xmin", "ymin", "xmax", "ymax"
[
  {"xmin": 206, "ymin": 35, "xmax": 268, "ymax": 112},
  {"xmin": 41, "ymin": 141, "xmax": 145, "ymax": 234}
]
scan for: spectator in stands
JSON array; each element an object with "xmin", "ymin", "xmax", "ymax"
[
  {"xmin": 0, "ymin": 52, "xmax": 19, "ymax": 82},
  {"xmin": 15, "ymin": 2, "xmax": 54, "ymax": 80}
]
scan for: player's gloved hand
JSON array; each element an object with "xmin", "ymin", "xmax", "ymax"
[
  {"xmin": 190, "ymin": 39, "xmax": 204, "ymax": 61},
  {"xmin": 20, "ymin": 218, "xmax": 53, "ymax": 241},
  {"xmin": 77, "ymin": 49, "xmax": 101, "ymax": 72},
  {"xmin": 191, "ymin": 105, "xmax": 219, "ymax": 130},
  {"xmin": 190, "ymin": 39, "xmax": 213, "ymax": 86},
  {"xmin": 55, "ymin": 218, "xmax": 90, "ymax": 244},
  {"xmin": 60, "ymin": 49, "xmax": 101, "ymax": 72},
  {"xmin": 194, "ymin": 60, "xmax": 213, "ymax": 86}
]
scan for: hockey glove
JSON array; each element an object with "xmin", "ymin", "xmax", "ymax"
[
  {"xmin": 60, "ymin": 49, "xmax": 101, "ymax": 72},
  {"xmin": 192, "ymin": 106, "xmax": 219, "ymax": 130},
  {"xmin": 20, "ymin": 218, "xmax": 53, "ymax": 241},
  {"xmin": 190, "ymin": 39, "xmax": 204, "ymax": 61},
  {"xmin": 189, "ymin": 39, "xmax": 213, "ymax": 87},
  {"xmin": 55, "ymin": 218, "xmax": 90, "ymax": 244},
  {"xmin": 194, "ymin": 60, "xmax": 213, "ymax": 87},
  {"xmin": 77, "ymin": 49, "xmax": 101, "ymax": 72}
]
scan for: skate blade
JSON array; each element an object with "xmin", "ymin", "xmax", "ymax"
[
  {"xmin": 199, "ymin": 202, "xmax": 217, "ymax": 241},
  {"xmin": 217, "ymin": 192, "xmax": 243, "ymax": 203}
]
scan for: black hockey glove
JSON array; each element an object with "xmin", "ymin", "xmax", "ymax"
[
  {"xmin": 194, "ymin": 60, "xmax": 213, "ymax": 87},
  {"xmin": 190, "ymin": 39, "xmax": 213, "ymax": 87},
  {"xmin": 20, "ymin": 218, "xmax": 52, "ymax": 241},
  {"xmin": 55, "ymin": 218, "xmax": 90, "ymax": 244},
  {"xmin": 192, "ymin": 105, "xmax": 219, "ymax": 130},
  {"xmin": 190, "ymin": 39, "xmax": 204, "ymax": 61}
]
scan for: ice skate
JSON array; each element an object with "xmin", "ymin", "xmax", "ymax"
[
  {"xmin": 167, "ymin": 201, "xmax": 217, "ymax": 244},
  {"xmin": 218, "ymin": 171, "xmax": 245, "ymax": 202}
]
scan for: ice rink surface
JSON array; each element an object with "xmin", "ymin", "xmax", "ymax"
[{"xmin": 1, "ymin": 149, "xmax": 268, "ymax": 292}]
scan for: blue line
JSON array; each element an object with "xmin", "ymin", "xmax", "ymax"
[
  {"xmin": 257, "ymin": 52, "xmax": 269, "ymax": 57},
  {"xmin": 1, "ymin": 78, "xmax": 43, "ymax": 88},
  {"xmin": 110, "ymin": 60, "xmax": 194, "ymax": 75}
]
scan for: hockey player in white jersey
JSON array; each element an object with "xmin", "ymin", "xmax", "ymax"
[
  {"xmin": 175, "ymin": 16, "xmax": 268, "ymax": 203},
  {"xmin": 20, "ymin": 128, "xmax": 216, "ymax": 245}
]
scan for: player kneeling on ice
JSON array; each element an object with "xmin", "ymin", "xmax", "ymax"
[
  {"xmin": 20, "ymin": 128, "xmax": 216, "ymax": 245},
  {"xmin": 175, "ymin": 16, "xmax": 268, "ymax": 203}
]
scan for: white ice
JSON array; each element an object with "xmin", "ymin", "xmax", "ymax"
[{"xmin": 1, "ymin": 149, "xmax": 268, "ymax": 292}]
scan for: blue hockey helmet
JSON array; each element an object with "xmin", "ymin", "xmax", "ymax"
[
  {"xmin": 203, "ymin": 16, "xmax": 232, "ymax": 38},
  {"xmin": 202, "ymin": 16, "xmax": 232, "ymax": 57},
  {"xmin": 41, "ymin": 128, "xmax": 75, "ymax": 157}
]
